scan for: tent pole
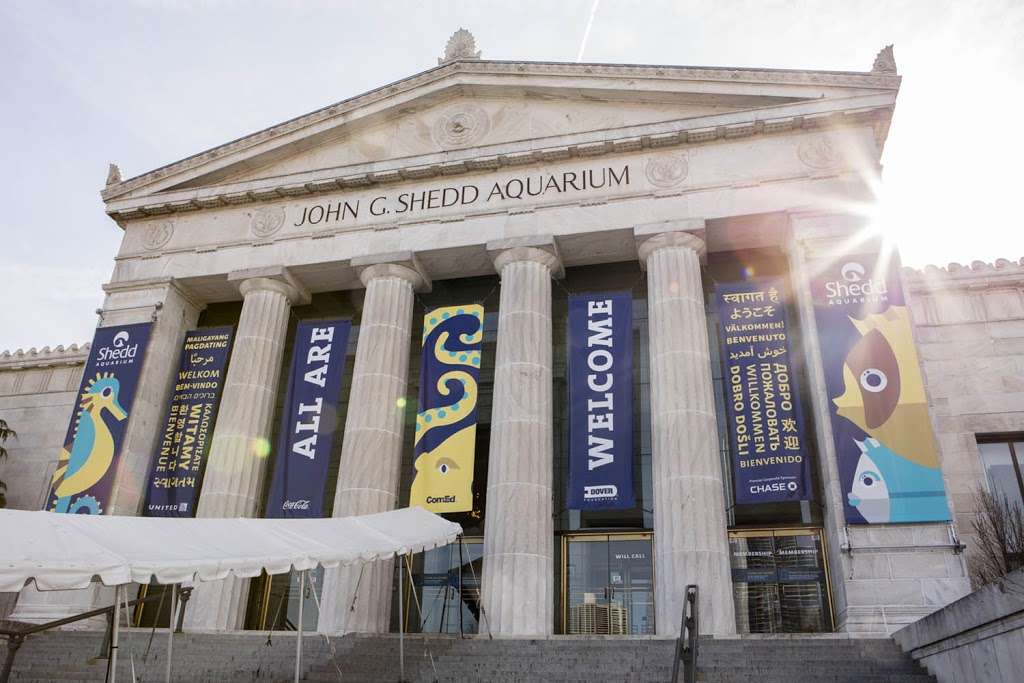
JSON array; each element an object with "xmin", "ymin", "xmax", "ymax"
[
  {"xmin": 398, "ymin": 554, "xmax": 405, "ymax": 683},
  {"xmin": 166, "ymin": 584, "xmax": 177, "ymax": 683},
  {"xmin": 110, "ymin": 585, "xmax": 121, "ymax": 683},
  {"xmin": 294, "ymin": 570, "xmax": 305, "ymax": 683}
]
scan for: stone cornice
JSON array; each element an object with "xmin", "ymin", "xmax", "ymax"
[
  {"xmin": 101, "ymin": 58, "xmax": 898, "ymax": 208},
  {"xmin": 0, "ymin": 343, "xmax": 90, "ymax": 371},
  {"xmin": 104, "ymin": 98, "xmax": 892, "ymax": 224},
  {"xmin": 903, "ymin": 257, "xmax": 1024, "ymax": 293}
]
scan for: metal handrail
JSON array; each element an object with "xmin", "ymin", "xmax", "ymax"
[
  {"xmin": 671, "ymin": 584, "xmax": 699, "ymax": 683},
  {"xmin": 0, "ymin": 586, "xmax": 190, "ymax": 683}
]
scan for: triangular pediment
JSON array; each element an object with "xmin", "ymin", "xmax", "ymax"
[{"xmin": 102, "ymin": 60, "xmax": 899, "ymax": 210}]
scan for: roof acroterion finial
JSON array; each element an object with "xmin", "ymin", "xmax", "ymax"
[
  {"xmin": 105, "ymin": 163, "xmax": 122, "ymax": 186},
  {"xmin": 871, "ymin": 45, "xmax": 897, "ymax": 74},
  {"xmin": 439, "ymin": 28, "xmax": 481, "ymax": 65}
]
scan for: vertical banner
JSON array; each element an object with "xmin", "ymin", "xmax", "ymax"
[
  {"xmin": 809, "ymin": 251, "xmax": 951, "ymax": 524},
  {"xmin": 715, "ymin": 280, "xmax": 811, "ymax": 504},
  {"xmin": 45, "ymin": 322, "xmax": 153, "ymax": 514},
  {"xmin": 143, "ymin": 326, "xmax": 234, "ymax": 517},
  {"xmin": 567, "ymin": 292, "xmax": 635, "ymax": 510},
  {"xmin": 266, "ymin": 319, "xmax": 352, "ymax": 518},
  {"xmin": 410, "ymin": 305, "xmax": 484, "ymax": 513}
]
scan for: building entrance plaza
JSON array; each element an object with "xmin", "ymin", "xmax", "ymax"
[{"xmin": 2, "ymin": 32, "xmax": 1024, "ymax": 642}]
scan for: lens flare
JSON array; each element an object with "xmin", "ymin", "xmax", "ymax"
[
  {"xmin": 251, "ymin": 437, "xmax": 271, "ymax": 458},
  {"xmin": 396, "ymin": 397, "xmax": 407, "ymax": 409}
]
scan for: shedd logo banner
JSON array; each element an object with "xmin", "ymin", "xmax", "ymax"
[
  {"xmin": 143, "ymin": 326, "xmax": 234, "ymax": 517},
  {"xmin": 809, "ymin": 252, "xmax": 951, "ymax": 524},
  {"xmin": 45, "ymin": 323, "xmax": 153, "ymax": 515},
  {"xmin": 567, "ymin": 292, "xmax": 635, "ymax": 510},
  {"xmin": 410, "ymin": 305, "xmax": 483, "ymax": 514},
  {"xmin": 267, "ymin": 319, "xmax": 351, "ymax": 518}
]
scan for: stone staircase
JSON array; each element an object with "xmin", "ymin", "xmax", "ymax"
[{"xmin": 1, "ymin": 630, "xmax": 935, "ymax": 682}]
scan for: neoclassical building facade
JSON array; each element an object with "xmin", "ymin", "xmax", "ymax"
[{"xmin": 2, "ymin": 35, "xmax": 1023, "ymax": 638}]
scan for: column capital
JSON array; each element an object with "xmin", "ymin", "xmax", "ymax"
[
  {"xmin": 352, "ymin": 251, "xmax": 431, "ymax": 292},
  {"xmin": 635, "ymin": 220, "xmax": 707, "ymax": 268},
  {"xmin": 228, "ymin": 266, "xmax": 310, "ymax": 305},
  {"xmin": 487, "ymin": 235, "xmax": 564, "ymax": 278}
]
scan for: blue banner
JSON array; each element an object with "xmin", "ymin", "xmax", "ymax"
[
  {"xmin": 567, "ymin": 292, "xmax": 635, "ymax": 510},
  {"xmin": 45, "ymin": 322, "xmax": 153, "ymax": 514},
  {"xmin": 143, "ymin": 326, "xmax": 234, "ymax": 517},
  {"xmin": 266, "ymin": 319, "xmax": 352, "ymax": 518},
  {"xmin": 716, "ymin": 280, "xmax": 811, "ymax": 504},
  {"xmin": 810, "ymin": 252, "xmax": 950, "ymax": 524}
]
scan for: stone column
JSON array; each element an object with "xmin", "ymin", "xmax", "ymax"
[
  {"xmin": 185, "ymin": 267, "xmax": 308, "ymax": 631},
  {"xmin": 11, "ymin": 279, "xmax": 201, "ymax": 624},
  {"xmin": 636, "ymin": 221, "xmax": 735, "ymax": 637},
  {"xmin": 479, "ymin": 237, "xmax": 561, "ymax": 636},
  {"xmin": 318, "ymin": 253, "xmax": 429, "ymax": 634}
]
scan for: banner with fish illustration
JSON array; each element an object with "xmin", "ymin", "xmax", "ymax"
[
  {"xmin": 266, "ymin": 319, "xmax": 352, "ymax": 518},
  {"xmin": 143, "ymin": 326, "xmax": 234, "ymax": 517},
  {"xmin": 568, "ymin": 292, "xmax": 635, "ymax": 510},
  {"xmin": 45, "ymin": 322, "xmax": 153, "ymax": 515},
  {"xmin": 809, "ymin": 251, "xmax": 951, "ymax": 524},
  {"xmin": 715, "ymin": 280, "xmax": 811, "ymax": 504},
  {"xmin": 410, "ymin": 305, "xmax": 483, "ymax": 513}
]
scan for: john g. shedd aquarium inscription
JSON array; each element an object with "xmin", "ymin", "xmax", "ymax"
[{"xmin": 293, "ymin": 163, "xmax": 631, "ymax": 227}]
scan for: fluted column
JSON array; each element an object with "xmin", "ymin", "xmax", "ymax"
[
  {"xmin": 185, "ymin": 268, "xmax": 307, "ymax": 631},
  {"xmin": 480, "ymin": 238, "xmax": 561, "ymax": 636},
  {"xmin": 636, "ymin": 221, "xmax": 735, "ymax": 636},
  {"xmin": 318, "ymin": 256, "xmax": 428, "ymax": 634}
]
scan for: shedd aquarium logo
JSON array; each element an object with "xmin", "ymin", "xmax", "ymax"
[
  {"xmin": 96, "ymin": 330, "xmax": 141, "ymax": 368},
  {"xmin": 823, "ymin": 260, "xmax": 889, "ymax": 306}
]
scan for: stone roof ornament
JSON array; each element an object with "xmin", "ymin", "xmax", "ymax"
[
  {"xmin": 439, "ymin": 28, "xmax": 481, "ymax": 65},
  {"xmin": 871, "ymin": 45, "xmax": 897, "ymax": 74},
  {"xmin": 105, "ymin": 163, "xmax": 122, "ymax": 186}
]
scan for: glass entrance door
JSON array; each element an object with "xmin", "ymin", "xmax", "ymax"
[
  {"xmin": 562, "ymin": 533, "xmax": 655, "ymax": 635},
  {"xmin": 729, "ymin": 528, "xmax": 833, "ymax": 633}
]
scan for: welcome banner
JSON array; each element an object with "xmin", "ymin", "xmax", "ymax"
[
  {"xmin": 715, "ymin": 280, "xmax": 811, "ymax": 504},
  {"xmin": 45, "ymin": 322, "xmax": 153, "ymax": 515},
  {"xmin": 143, "ymin": 326, "xmax": 233, "ymax": 517},
  {"xmin": 266, "ymin": 319, "xmax": 352, "ymax": 518},
  {"xmin": 410, "ymin": 305, "xmax": 484, "ymax": 514},
  {"xmin": 567, "ymin": 292, "xmax": 635, "ymax": 510},
  {"xmin": 809, "ymin": 251, "xmax": 951, "ymax": 524}
]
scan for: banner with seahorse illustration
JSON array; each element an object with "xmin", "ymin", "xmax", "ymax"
[
  {"xmin": 45, "ymin": 322, "xmax": 153, "ymax": 515},
  {"xmin": 410, "ymin": 305, "xmax": 483, "ymax": 513},
  {"xmin": 809, "ymin": 251, "xmax": 950, "ymax": 524},
  {"xmin": 143, "ymin": 326, "xmax": 234, "ymax": 517}
]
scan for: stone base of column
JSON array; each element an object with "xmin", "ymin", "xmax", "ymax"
[
  {"xmin": 480, "ymin": 553, "xmax": 553, "ymax": 636},
  {"xmin": 318, "ymin": 559, "xmax": 394, "ymax": 634}
]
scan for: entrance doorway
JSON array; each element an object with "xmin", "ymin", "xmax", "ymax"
[
  {"xmin": 561, "ymin": 533, "xmax": 655, "ymax": 635},
  {"xmin": 729, "ymin": 528, "xmax": 833, "ymax": 633}
]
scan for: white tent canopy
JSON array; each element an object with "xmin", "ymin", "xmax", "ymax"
[{"xmin": 0, "ymin": 506, "xmax": 462, "ymax": 592}]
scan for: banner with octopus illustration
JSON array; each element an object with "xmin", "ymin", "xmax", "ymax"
[
  {"xmin": 809, "ymin": 251, "xmax": 951, "ymax": 524},
  {"xmin": 568, "ymin": 292, "xmax": 635, "ymax": 510},
  {"xmin": 45, "ymin": 322, "xmax": 153, "ymax": 515},
  {"xmin": 143, "ymin": 326, "xmax": 234, "ymax": 517},
  {"xmin": 715, "ymin": 280, "xmax": 811, "ymax": 504},
  {"xmin": 266, "ymin": 319, "xmax": 351, "ymax": 518},
  {"xmin": 410, "ymin": 305, "xmax": 484, "ymax": 513}
]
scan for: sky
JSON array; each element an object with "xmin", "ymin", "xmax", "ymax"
[{"xmin": 1, "ymin": 0, "xmax": 1022, "ymax": 352}]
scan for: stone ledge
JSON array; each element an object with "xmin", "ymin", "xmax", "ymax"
[{"xmin": 0, "ymin": 343, "xmax": 91, "ymax": 370}]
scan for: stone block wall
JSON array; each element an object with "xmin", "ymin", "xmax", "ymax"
[{"xmin": 905, "ymin": 258, "xmax": 1024, "ymax": 579}]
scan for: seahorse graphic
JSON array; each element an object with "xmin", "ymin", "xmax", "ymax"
[
  {"xmin": 832, "ymin": 306, "xmax": 950, "ymax": 523},
  {"xmin": 410, "ymin": 305, "xmax": 483, "ymax": 513},
  {"xmin": 51, "ymin": 372, "xmax": 127, "ymax": 514}
]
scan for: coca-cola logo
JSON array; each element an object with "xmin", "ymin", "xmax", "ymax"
[{"xmin": 282, "ymin": 499, "xmax": 311, "ymax": 510}]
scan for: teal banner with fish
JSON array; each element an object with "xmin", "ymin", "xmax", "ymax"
[{"xmin": 809, "ymin": 252, "xmax": 950, "ymax": 524}]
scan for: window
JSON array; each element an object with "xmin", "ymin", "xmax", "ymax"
[{"xmin": 977, "ymin": 436, "xmax": 1024, "ymax": 510}]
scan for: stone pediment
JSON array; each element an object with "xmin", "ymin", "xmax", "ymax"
[{"xmin": 101, "ymin": 59, "xmax": 899, "ymax": 219}]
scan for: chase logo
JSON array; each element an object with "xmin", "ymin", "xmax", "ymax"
[
  {"xmin": 96, "ymin": 329, "xmax": 140, "ymax": 365},
  {"xmin": 583, "ymin": 484, "xmax": 618, "ymax": 500}
]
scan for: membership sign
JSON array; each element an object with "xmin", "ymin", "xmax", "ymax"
[
  {"xmin": 143, "ymin": 326, "xmax": 233, "ymax": 517},
  {"xmin": 46, "ymin": 322, "xmax": 153, "ymax": 515},
  {"xmin": 567, "ymin": 292, "xmax": 635, "ymax": 510},
  {"xmin": 716, "ymin": 281, "xmax": 811, "ymax": 504},
  {"xmin": 266, "ymin": 319, "xmax": 352, "ymax": 518}
]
